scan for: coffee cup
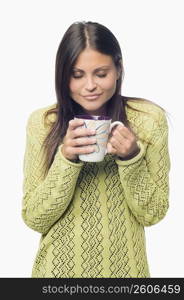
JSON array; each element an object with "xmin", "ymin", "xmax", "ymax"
[{"xmin": 74, "ymin": 115, "xmax": 124, "ymax": 162}]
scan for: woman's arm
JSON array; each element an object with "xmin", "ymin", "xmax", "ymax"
[
  {"xmin": 116, "ymin": 111, "xmax": 170, "ymax": 226},
  {"xmin": 22, "ymin": 110, "xmax": 84, "ymax": 234}
]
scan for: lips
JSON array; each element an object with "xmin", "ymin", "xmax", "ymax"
[{"xmin": 83, "ymin": 93, "xmax": 102, "ymax": 100}]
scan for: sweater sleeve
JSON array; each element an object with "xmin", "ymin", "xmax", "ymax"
[
  {"xmin": 115, "ymin": 110, "xmax": 170, "ymax": 226},
  {"xmin": 22, "ymin": 110, "xmax": 84, "ymax": 234}
]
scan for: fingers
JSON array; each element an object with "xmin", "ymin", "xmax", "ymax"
[
  {"xmin": 71, "ymin": 136, "xmax": 97, "ymax": 147},
  {"xmin": 72, "ymin": 127, "xmax": 96, "ymax": 139},
  {"xmin": 109, "ymin": 125, "xmax": 129, "ymax": 148},
  {"xmin": 68, "ymin": 120, "xmax": 96, "ymax": 139},
  {"xmin": 112, "ymin": 125, "xmax": 131, "ymax": 139},
  {"xmin": 110, "ymin": 137, "xmax": 121, "ymax": 150},
  {"xmin": 111, "ymin": 129, "xmax": 125, "ymax": 145},
  {"xmin": 108, "ymin": 125, "xmax": 138, "ymax": 157},
  {"xmin": 112, "ymin": 125, "xmax": 136, "ymax": 141},
  {"xmin": 62, "ymin": 119, "xmax": 97, "ymax": 161},
  {"xmin": 107, "ymin": 142, "xmax": 116, "ymax": 154},
  {"xmin": 68, "ymin": 119, "xmax": 84, "ymax": 130},
  {"xmin": 67, "ymin": 145, "xmax": 95, "ymax": 156}
]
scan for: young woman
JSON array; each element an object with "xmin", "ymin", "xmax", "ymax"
[{"xmin": 22, "ymin": 21, "xmax": 170, "ymax": 277}]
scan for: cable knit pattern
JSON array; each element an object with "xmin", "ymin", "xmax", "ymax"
[{"xmin": 22, "ymin": 99, "xmax": 170, "ymax": 278}]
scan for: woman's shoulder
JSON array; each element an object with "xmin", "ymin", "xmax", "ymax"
[
  {"xmin": 125, "ymin": 97, "xmax": 167, "ymax": 124},
  {"xmin": 26, "ymin": 103, "xmax": 57, "ymax": 134},
  {"xmin": 27, "ymin": 103, "xmax": 56, "ymax": 135},
  {"xmin": 125, "ymin": 96, "xmax": 164, "ymax": 115},
  {"xmin": 123, "ymin": 96, "xmax": 168, "ymax": 142}
]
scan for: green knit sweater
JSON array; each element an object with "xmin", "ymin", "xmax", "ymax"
[{"xmin": 22, "ymin": 99, "xmax": 170, "ymax": 278}]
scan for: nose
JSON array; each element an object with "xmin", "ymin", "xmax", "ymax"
[{"xmin": 84, "ymin": 76, "xmax": 97, "ymax": 92}]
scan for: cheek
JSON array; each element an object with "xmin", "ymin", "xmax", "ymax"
[
  {"xmin": 102, "ymin": 76, "xmax": 117, "ymax": 92},
  {"xmin": 69, "ymin": 79, "xmax": 80, "ymax": 94}
]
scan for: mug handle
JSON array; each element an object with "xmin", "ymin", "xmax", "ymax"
[
  {"xmin": 105, "ymin": 121, "xmax": 124, "ymax": 155},
  {"xmin": 109, "ymin": 121, "xmax": 124, "ymax": 132}
]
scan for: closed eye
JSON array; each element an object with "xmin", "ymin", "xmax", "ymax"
[
  {"xmin": 72, "ymin": 74, "xmax": 83, "ymax": 79},
  {"xmin": 97, "ymin": 73, "xmax": 107, "ymax": 78},
  {"xmin": 72, "ymin": 73, "xmax": 107, "ymax": 79}
]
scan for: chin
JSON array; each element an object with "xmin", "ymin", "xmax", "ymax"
[{"xmin": 85, "ymin": 102, "xmax": 106, "ymax": 111}]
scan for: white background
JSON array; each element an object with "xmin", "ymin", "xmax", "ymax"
[{"xmin": 0, "ymin": 0, "xmax": 183, "ymax": 277}]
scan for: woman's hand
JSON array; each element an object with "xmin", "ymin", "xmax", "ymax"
[
  {"xmin": 61, "ymin": 119, "xmax": 96, "ymax": 161},
  {"xmin": 107, "ymin": 125, "xmax": 140, "ymax": 159}
]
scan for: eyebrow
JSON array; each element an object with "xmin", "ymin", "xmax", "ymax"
[{"xmin": 72, "ymin": 66, "xmax": 111, "ymax": 72}]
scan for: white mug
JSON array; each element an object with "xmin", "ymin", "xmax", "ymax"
[{"xmin": 74, "ymin": 115, "xmax": 124, "ymax": 162}]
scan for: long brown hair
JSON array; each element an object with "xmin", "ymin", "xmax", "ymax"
[{"xmin": 41, "ymin": 21, "xmax": 164, "ymax": 177}]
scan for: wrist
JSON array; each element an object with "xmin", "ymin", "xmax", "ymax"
[
  {"xmin": 70, "ymin": 157, "xmax": 80, "ymax": 163},
  {"xmin": 118, "ymin": 147, "xmax": 140, "ymax": 161}
]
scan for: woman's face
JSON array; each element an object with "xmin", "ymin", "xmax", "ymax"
[{"xmin": 69, "ymin": 48, "xmax": 120, "ymax": 115}]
